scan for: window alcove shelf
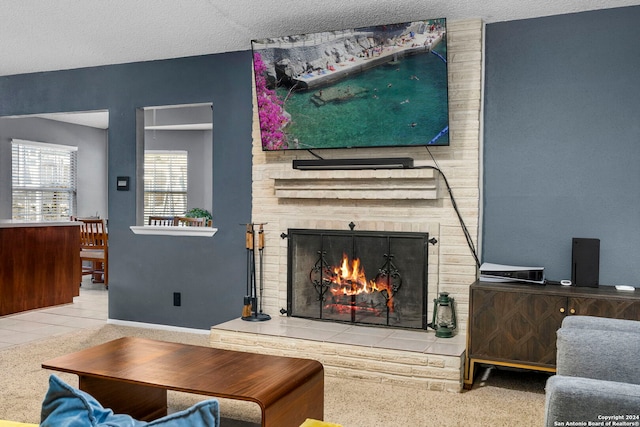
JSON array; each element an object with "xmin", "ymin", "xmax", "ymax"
[{"xmin": 129, "ymin": 226, "xmax": 217, "ymax": 237}]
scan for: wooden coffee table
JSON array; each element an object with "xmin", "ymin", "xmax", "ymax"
[{"xmin": 42, "ymin": 337, "xmax": 324, "ymax": 427}]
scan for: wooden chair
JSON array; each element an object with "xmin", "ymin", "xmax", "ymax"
[
  {"xmin": 174, "ymin": 216, "xmax": 206, "ymax": 227},
  {"xmin": 78, "ymin": 218, "xmax": 108, "ymax": 288},
  {"xmin": 148, "ymin": 216, "xmax": 175, "ymax": 226}
]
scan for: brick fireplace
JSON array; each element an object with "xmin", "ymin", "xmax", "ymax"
[{"xmin": 210, "ymin": 19, "xmax": 482, "ymax": 392}]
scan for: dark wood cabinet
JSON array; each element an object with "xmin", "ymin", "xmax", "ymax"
[
  {"xmin": 0, "ymin": 223, "xmax": 80, "ymax": 316},
  {"xmin": 464, "ymin": 280, "xmax": 640, "ymax": 388}
]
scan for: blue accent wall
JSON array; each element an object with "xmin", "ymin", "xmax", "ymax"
[
  {"xmin": 483, "ymin": 6, "xmax": 640, "ymax": 285},
  {"xmin": 0, "ymin": 52, "xmax": 254, "ymax": 329}
]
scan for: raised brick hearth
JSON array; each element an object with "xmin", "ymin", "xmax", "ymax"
[{"xmin": 211, "ymin": 317, "xmax": 466, "ymax": 392}]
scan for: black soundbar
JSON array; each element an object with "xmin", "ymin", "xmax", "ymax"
[{"xmin": 292, "ymin": 157, "xmax": 414, "ymax": 170}]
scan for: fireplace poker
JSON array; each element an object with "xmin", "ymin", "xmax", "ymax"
[
  {"xmin": 242, "ymin": 223, "xmax": 254, "ymax": 319},
  {"xmin": 257, "ymin": 224, "xmax": 270, "ymax": 319},
  {"xmin": 250, "ymin": 224, "xmax": 258, "ymax": 316},
  {"xmin": 241, "ymin": 223, "xmax": 270, "ymax": 321}
]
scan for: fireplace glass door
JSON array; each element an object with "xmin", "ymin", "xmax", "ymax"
[{"xmin": 287, "ymin": 229, "xmax": 429, "ymax": 329}]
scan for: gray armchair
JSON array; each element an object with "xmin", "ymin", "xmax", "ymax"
[{"xmin": 544, "ymin": 316, "xmax": 640, "ymax": 427}]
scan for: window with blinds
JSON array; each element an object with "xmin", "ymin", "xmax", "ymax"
[
  {"xmin": 12, "ymin": 139, "xmax": 78, "ymax": 221},
  {"xmin": 144, "ymin": 150, "xmax": 188, "ymax": 222}
]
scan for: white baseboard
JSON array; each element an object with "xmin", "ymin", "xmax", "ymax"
[{"xmin": 107, "ymin": 318, "xmax": 211, "ymax": 335}]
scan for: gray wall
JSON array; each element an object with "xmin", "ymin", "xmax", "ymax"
[
  {"xmin": 0, "ymin": 116, "xmax": 108, "ymax": 219},
  {"xmin": 0, "ymin": 52, "xmax": 253, "ymax": 329},
  {"xmin": 483, "ymin": 5, "xmax": 640, "ymax": 285}
]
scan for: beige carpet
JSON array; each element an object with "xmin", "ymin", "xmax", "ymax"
[{"xmin": 0, "ymin": 324, "xmax": 547, "ymax": 426}]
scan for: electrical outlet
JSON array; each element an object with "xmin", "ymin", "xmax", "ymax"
[{"xmin": 173, "ymin": 292, "xmax": 181, "ymax": 307}]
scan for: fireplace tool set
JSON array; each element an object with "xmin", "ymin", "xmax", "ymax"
[{"xmin": 242, "ymin": 223, "xmax": 271, "ymax": 321}]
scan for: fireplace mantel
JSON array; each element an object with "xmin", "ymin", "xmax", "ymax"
[{"xmin": 271, "ymin": 167, "xmax": 438, "ymax": 200}]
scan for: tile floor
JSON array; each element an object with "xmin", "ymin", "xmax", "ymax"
[
  {"xmin": 0, "ymin": 279, "xmax": 466, "ymax": 358},
  {"xmin": 0, "ymin": 277, "xmax": 108, "ymax": 350}
]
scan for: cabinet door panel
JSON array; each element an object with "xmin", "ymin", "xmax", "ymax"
[
  {"xmin": 571, "ymin": 297, "xmax": 640, "ymax": 319},
  {"xmin": 470, "ymin": 288, "xmax": 564, "ymax": 366}
]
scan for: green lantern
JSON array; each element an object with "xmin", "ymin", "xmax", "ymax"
[{"xmin": 430, "ymin": 292, "xmax": 457, "ymax": 338}]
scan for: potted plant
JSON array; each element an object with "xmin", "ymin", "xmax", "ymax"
[{"xmin": 185, "ymin": 208, "xmax": 212, "ymax": 224}]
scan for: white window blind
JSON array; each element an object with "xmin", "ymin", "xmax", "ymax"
[
  {"xmin": 144, "ymin": 150, "xmax": 188, "ymax": 222},
  {"xmin": 12, "ymin": 139, "xmax": 78, "ymax": 221}
]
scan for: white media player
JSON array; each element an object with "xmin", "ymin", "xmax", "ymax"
[{"xmin": 479, "ymin": 263, "xmax": 545, "ymax": 285}]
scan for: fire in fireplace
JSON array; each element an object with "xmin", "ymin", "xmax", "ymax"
[{"xmin": 285, "ymin": 228, "xmax": 430, "ymax": 329}]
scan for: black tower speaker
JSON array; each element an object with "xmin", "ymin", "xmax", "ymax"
[{"xmin": 571, "ymin": 238, "xmax": 600, "ymax": 287}]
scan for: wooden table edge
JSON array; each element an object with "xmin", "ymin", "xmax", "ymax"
[{"xmin": 41, "ymin": 336, "xmax": 325, "ymax": 426}]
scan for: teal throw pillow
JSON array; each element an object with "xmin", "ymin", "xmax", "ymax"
[{"xmin": 41, "ymin": 374, "xmax": 219, "ymax": 427}]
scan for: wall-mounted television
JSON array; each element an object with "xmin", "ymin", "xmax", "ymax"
[{"xmin": 252, "ymin": 18, "xmax": 449, "ymax": 151}]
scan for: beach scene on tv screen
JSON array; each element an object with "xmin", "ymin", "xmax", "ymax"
[{"xmin": 252, "ymin": 19, "xmax": 448, "ymax": 151}]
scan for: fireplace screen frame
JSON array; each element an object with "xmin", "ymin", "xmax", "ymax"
[{"xmin": 286, "ymin": 228, "xmax": 430, "ymax": 330}]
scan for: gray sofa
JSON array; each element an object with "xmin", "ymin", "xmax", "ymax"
[{"xmin": 544, "ymin": 316, "xmax": 640, "ymax": 427}]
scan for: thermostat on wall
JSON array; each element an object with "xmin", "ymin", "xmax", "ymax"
[{"xmin": 116, "ymin": 176, "xmax": 130, "ymax": 191}]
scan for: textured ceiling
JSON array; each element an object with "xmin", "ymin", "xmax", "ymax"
[{"xmin": 1, "ymin": 0, "xmax": 640, "ymax": 77}]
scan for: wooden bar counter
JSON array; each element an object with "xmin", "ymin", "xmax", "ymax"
[{"xmin": 0, "ymin": 220, "xmax": 80, "ymax": 316}]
